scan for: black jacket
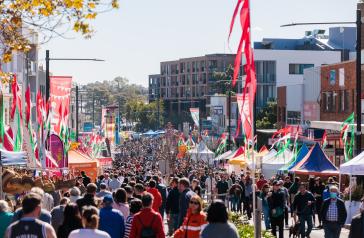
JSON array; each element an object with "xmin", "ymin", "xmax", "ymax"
[
  {"xmin": 76, "ymin": 194, "xmax": 98, "ymax": 212},
  {"xmin": 321, "ymin": 198, "xmax": 347, "ymax": 226},
  {"xmin": 268, "ymin": 189, "xmax": 285, "ymax": 217},
  {"xmin": 349, "ymin": 212, "xmax": 364, "ymax": 238},
  {"xmin": 157, "ymin": 183, "xmax": 167, "ymax": 207},
  {"xmin": 166, "ymin": 187, "xmax": 180, "ymax": 214},
  {"xmin": 292, "ymin": 191, "xmax": 315, "ymax": 215}
]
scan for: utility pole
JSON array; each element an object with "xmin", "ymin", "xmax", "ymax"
[
  {"xmin": 92, "ymin": 92, "xmax": 95, "ymax": 127},
  {"xmin": 157, "ymin": 90, "xmax": 160, "ymax": 130},
  {"xmin": 76, "ymin": 85, "xmax": 79, "ymax": 141},
  {"xmin": 45, "ymin": 50, "xmax": 50, "ymax": 101},
  {"xmin": 227, "ymin": 84, "xmax": 232, "ymax": 151},
  {"xmin": 356, "ymin": 9, "xmax": 362, "ymax": 155}
]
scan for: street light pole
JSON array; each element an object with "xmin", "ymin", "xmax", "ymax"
[
  {"xmin": 356, "ymin": 9, "xmax": 362, "ymax": 155},
  {"xmin": 281, "ymin": 18, "xmax": 361, "ymax": 154},
  {"xmin": 76, "ymin": 85, "xmax": 79, "ymax": 141}
]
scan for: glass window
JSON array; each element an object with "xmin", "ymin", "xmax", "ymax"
[{"xmin": 289, "ymin": 64, "xmax": 314, "ymax": 74}]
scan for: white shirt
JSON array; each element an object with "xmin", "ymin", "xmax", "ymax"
[{"xmin": 69, "ymin": 229, "xmax": 111, "ymax": 238}]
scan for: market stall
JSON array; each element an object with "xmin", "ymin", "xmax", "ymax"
[
  {"xmin": 290, "ymin": 143, "xmax": 338, "ymax": 176},
  {"xmin": 261, "ymin": 149, "xmax": 292, "ymax": 178},
  {"xmin": 188, "ymin": 142, "xmax": 215, "ymax": 164},
  {"xmin": 278, "ymin": 144, "xmax": 309, "ymax": 173},
  {"xmin": 68, "ymin": 150, "xmax": 99, "ymax": 182}
]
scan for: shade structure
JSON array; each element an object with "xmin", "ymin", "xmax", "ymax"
[
  {"xmin": 214, "ymin": 150, "xmax": 233, "ymax": 161},
  {"xmin": 0, "ymin": 149, "xmax": 27, "ymax": 166},
  {"xmin": 279, "ymin": 144, "xmax": 309, "ymax": 172},
  {"xmin": 291, "ymin": 143, "xmax": 338, "ymax": 175},
  {"xmin": 340, "ymin": 150, "xmax": 364, "ymax": 175},
  {"xmin": 142, "ymin": 130, "xmax": 157, "ymax": 137},
  {"xmin": 68, "ymin": 150, "xmax": 99, "ymax": 182},
  {"xmin": 188, "ymin": 142, "xmax": 215, "ymax": 164},
  {"xmin": 262, "ymin": 149, "xmax": 292, "ymax": 178},
  {"xmin": 228, "ymin": 147, "xmax": 246, "ymax": 166}
]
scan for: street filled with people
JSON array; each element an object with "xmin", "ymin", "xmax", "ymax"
[{"xmin": 0, "ymin": 136, "xmax": 363, "ymax": 238}]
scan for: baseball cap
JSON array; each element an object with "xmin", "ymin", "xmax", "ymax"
[{"xmin": 103, "ymin": 194, "xmax": 113, "ymax": 204}]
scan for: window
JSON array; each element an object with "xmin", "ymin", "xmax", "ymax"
[
  {"xmin": 287, "ymin": 111, "xmax": 301, "ymax": 124},
  {"xmin": 289, "ymin": 64, "xmax": 314, "ymax": 74},
  {"xmin": 339, "ymin": 90, "xmax": 350, "ymax": 112}
]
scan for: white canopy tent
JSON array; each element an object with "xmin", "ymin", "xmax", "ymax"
[
  {"xmin": 188, "ymin": 142, "xmax": 215, "ymax": 164},
  {"xmin": 214, "ymin": 150, "xmax": 233, "ymax": 162},
  {"xmin": 340, "ymin": 151, "xmax": 364, "ymax": 175},
  {"xmin": 261, "ymin": 149, "xmax": 292, "ymax": 178}
]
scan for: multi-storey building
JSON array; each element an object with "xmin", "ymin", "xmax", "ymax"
[
  {"xmin": 149, "ymin": 54, "xmax": 236, "ymax": 120},
  {"xmin": 257, "ymin": 27, "xmax": 356, "ymax": 127}
]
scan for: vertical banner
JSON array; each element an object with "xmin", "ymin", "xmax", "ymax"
[
  {"xmin": 49, "ymin": 134, "xmax": 66, "ymax": 168},
  {"xmin": 49, "ymin": 76, "xmax": 72, "ymax": 135},
  {"xmin": 101, "ymin": 107, "xmax": 107, "ymax": 135},
  {"xmin": 189, "ymin": 108, "xmax": 200, "ymax": 128},
  {"xmin": 236, "ymin": 93, "xmax": 252, "ymax": 140}
]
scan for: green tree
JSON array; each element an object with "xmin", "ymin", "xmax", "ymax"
[
  {"xmin": 125, "ymin": 99, "xmax": 164, "ymax": 131},
  {"xmin": 0, "ymin": 0, "xmax": 119, "ymax": 63},
  {"xmin": 256, "ymin": 100, "xmax": 277, "ymax": 129},
  {"xmin": 211, "ymin": 64, "xmax": 238, "ymax": 95}
]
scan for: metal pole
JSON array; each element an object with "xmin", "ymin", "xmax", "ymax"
[
  {"xmin": 45, "ymin": 50, "xmax": 50, "ymax": 102},
  {"xmin": 92, "ymin": 92, "xmax": 95, "ymax": 127},
  {"xmin": 157, "ymin": 92, "xmax": 160, "ymax": 130},
  {"xmin": 356, "ymin": 9, "xmax": 362, "ymax": 155},
  {"xmin": 227, "ymin": 86, "xmax": 232, "ymax": 151},
  {"xmin": 76, "ymin": 85, "xmax": 79, "ymax": 141}
]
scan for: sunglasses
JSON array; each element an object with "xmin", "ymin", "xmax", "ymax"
[{"xmin": 190, "ymin": 201, "xmax": 199, "ymax": 205}]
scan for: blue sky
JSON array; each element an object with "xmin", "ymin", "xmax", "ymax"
[{"xmin": 40, "ymin": 0, "xmax": 357, "ymax": 87}]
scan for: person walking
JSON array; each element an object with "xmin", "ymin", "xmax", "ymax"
[
  {"xmin": 99, "ymin": 195, "xmax": 125, "ymax": 238},
  {"xmin": 109, "ymin": 174, "xmax": 122, "ymax": 192},
  {"xmin": 50, "ymin": 197, "xmax": 70, "ymax": 232},
  {"xmin": 113, "ymin": 188, "xmax": 130, "ymax": 218},
  {"xmin": 124, "ymin": 199, "xmax": 143, "ymax": 238},
  {"xmin": 69, "ymin": 206, "xmax": 111, "ymax": 238},
  {"xmin": 216, "ymin": 174, "xmax": 229, "ymax": 202},
  {"xmin": 200, "ymin": 200, "xmax": 239, "ymax": 238},
  {"xmin": 173, "ymin": 195, "xmax": 206, "ymax": 238},
  {"xmin": 320, "ymin": 186, "xmax": 347, "ymax": 238},
  {"xmin": 153, "ymin": 175, "xmax": 167, "ymax": 218},
  {"xmin": 229, "ymin": 181, "xmax": 243, "ymax": 213},
  {"xmin": 312, "ymin": 177, "xmax": 325, "ymax": 228},
  {"xmin": 243, "ymin": 173, "xmax": 253, "ymax": 220},
  {"xmin": 129, "ymin": 193, "xmax": 165, "ymax": 238},
  {"xmin": 57, "ymin": 203, "xmax": 83, "ymax": 238},
  {"xmin": 0, "ymin": 200, "xmax": 14, "ymax": 238},
  {"xmin": 349, "ymin": 196, "xmax": 364, "ymax": 238},
  {"xmin": 147, "ymin": 180, "xmax": 163, "ymax": 213},
  {"xmin": 81, "ymin": 171, "xmax": 91, "ymax": 186},
  {"xmin": 260, "ymin": 184, "xmax": 271, "ymax": 230},
  {"xmin": 268, "ymin": 180, "xmax": 285, "ymax": 238},
  {"xmin": 292, "ymin": 183, "xmax": 315, "ymax": 238},
  {"xmin": 4, "ymin": 193, "xmax": 56, "ymax": 238},
  {"xmin": 97, "ymin": 183, "xmax": 112, "ymax": 198},
  {"xmin": 166, "ymin": 177, "xmax": 180, "ymax": 236},
  {"xmin": 76, "ymin": 183, "xmax": 100, "ymax": 212},
  {"xmin": 178, "ymin": 178, "xmax": 196, "ymax": 227}
]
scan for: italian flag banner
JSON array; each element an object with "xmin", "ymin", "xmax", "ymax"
[{"xmin": 340, "ymin": 112, "xmax": 355, "ymax": 161}]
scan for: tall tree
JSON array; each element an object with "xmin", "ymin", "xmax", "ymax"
[{"xmin": 0, "ymin": 0, "xmax": 119, "ymax": 63}]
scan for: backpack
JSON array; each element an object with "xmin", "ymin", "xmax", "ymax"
[{"xmin": 138, "ymin": 215, "xmax": 156, "ymax": 238}]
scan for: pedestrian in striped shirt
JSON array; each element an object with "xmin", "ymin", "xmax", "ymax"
[{"xmin": 124, "ymin": 199, "xmax": 142, "ymax": 238}]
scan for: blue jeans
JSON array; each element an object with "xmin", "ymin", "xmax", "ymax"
[
  {"xmin": 299, "ymin": 214, "xmax": 313, "ymax": 238},
  {"xmin": 323, "ymin": 222, "xmax": 342, "ymax": 238},
  {"xmin": 168, "ymin": 213, "xmax": 179, "ymax": 235},
  {"xmin": 231, "ymin": 196, "xmax": 240, "ymax": 212},
  {"xmin": 263, "ymin": 206, "xmax": 271, "ymax": 229}
]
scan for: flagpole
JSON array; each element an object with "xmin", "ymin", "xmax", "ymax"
[{"xmin": 246, "ymin": 0, "xmax": 260, "ymax": 237}]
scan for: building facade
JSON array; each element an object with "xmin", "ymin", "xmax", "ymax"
[{"xmin": 149, "ymin": 54, "xmax": 236, "ymax": 123}]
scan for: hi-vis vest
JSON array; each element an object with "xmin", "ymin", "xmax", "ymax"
[{"xmin": 174, "ymin": 210, "xmax": 207, "ymax": 238}]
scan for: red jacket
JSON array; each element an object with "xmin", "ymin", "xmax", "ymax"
[
  {"xmin": 147, "ymin": 188, "xmax": 162, "ymax": 212},
  {"xmin": 173, "ymin": 209, "xmax": 207, "ymax": 238},
  {"xmin": 129, "ymin": 208, "xmax": 165, "ymax": 238}
]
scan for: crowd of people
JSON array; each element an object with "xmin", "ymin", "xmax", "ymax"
[{"xmin": 0, "ymin": 137, "xmax": 364, "ymax": 238}]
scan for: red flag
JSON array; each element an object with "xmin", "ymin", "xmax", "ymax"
[
  {"xmin": 10, "ymin": 77, "xmax": 17, "ymax": 119},
  {"xmin": 25, "ymin": 86, "xmax": 31, "ymax": 126},
  {"xmin": 229, "ymin": 0, "xmax": 256, "ymax": 141}
]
